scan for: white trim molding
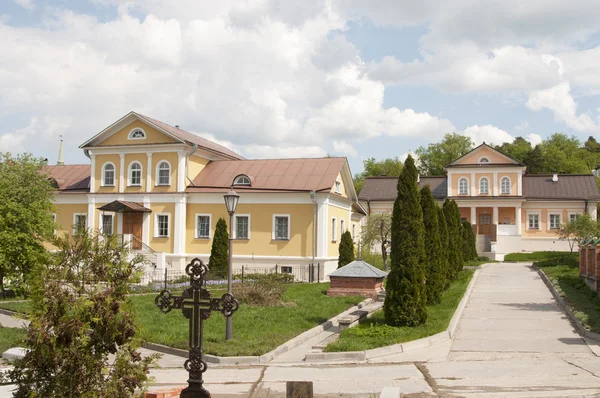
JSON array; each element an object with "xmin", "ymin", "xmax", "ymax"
[
  {"xmin": 479, "ymin": 176, "xmax": 490, "ymax": 195},
  {"xmin": 72, "ymin": 213, "xmax": 87, "ymax": 235},
  {"xmin": 99, "ymin": 212, "xmax": 114, "ymax": 235},
  {"xmin": 119, "ymin": 154, "xmax": 125, "ymax": 193},
  {"xmin": 458, "ymin": 177, "xmax": 469, "ymax": 195},
  {"xmin": 128, "ymin": 127, "xmax": 147, "ymax": 140},
  {"xmin": 146, "ymin": 153, "xmax": 153, "ymax": 193},
  {"xmin": 233, "ymin": 214, "xmax": 251, "ymax": 240},
  {"xmin": 128, "ymin": 161, "xmax": 143, "ymax": 187},
  {"xmin": 500, "ymin": 175, "xmax": 511, "ymax": 195},
  {"xmin": 547, "ymin": 212, "xmax": 561, "ymax": 231},
  {"xmin": 195, "ymin": 213, "xmax": 212, "ymax": 239},
  {"xmin": 101, "ymin": 161, "xmax": 116, "ymax": 187},
  {"xmin": 156, "ymin": 160, "xmax": 172, "ymax": 186},
  {"xmin": 526, "ymin": 211, "xmax": 541, "ymax": 231},
  {"xmin": 331, "ymin": 216, "xmax": 337, "ymax": 242},
  {"xmin": 154, "ymin": 212, "xmax": 171, "ymax": 238},
  {"xmin": 272, "ymin": 214, "xmax": 291, "ymax": 240}
]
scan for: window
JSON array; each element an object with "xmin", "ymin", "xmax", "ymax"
[
  {"xmin": 156, "ymin": 214, "xmax": 169, "ymax": 237},
  {"xmin": 479, "ymin": 177, "xmax": 489, "ymax": 194},
  {"xmin": 341, "ymin": 219, "xmax": 345, "ymax": 234},
  {"xmin": 52, "ymin": 213, "xmax": 57, "ymax": 235},
  {"xmin": 352, "ymin": 224, "xmax": 356, "ymax": 240},
  {"xmin": 273, "ymin": 215, "xmax": 290, "ymax": 240},
  {"xmin": 459, "ymin": 178, "xmax": 469, "ymax": 195},
  {"xmin": 196, "ymin": 215, "xmax": 211, "ymax": 238},
  {"xmin": 128, "ymin": 128, "xmax": 146, "ymax": 140},
  {"xmin": 102, "ymin": 214, "xmax": 113, "ymax": 235},
  {"xmin": 129, "ymin": 162, "xmax": 142, "ymax": 186},
  {"xmin": 335, "ymin": 180, "xmax": 342, "ymax": 194},
  {"xmin": 281, "ymin": 266, "xmax": 292, "ymax": 274},
  {"xmin": 157, "ymin": 161, "xmax": 171, "ymax": 185},
  {"xmin": 501, "ymin": 177, "xmax": 510, "ymax": 194},
  {"xmin": 73, "ymin": 213, "xmax": 87, "ymax": 235},
  {"xmin": 479, "ymin": 157, "xmax": 490, "ymax": 163},
  {"xmin": 569, "ymin": 213, "xmax": 579, "ymax": 222},
  {"xmin": 461, "ymin": 217, "xmax": 467, "ymax": 222},
  {"xmin": 503, "ymin": 217, "xmax": 510, "ymax": 225},
  {"xmin": 233, "ymin": 174, "xmax": 251, "ymax": 186},
  {"xmin": 102, "ymin": 163, "xmax": 115, "ymax": 186},
  {"xmin": 528, "ymin": 214, "xmax": 539, "ymax": 230},
  {"xmin": 549, "ymin": 214, "xmax": 561, "ymax": 229},
  {"xmin": 235, "ymin": 215, "xmax": 250, "ymax": 239},
  {"xmin": 331, "ymin": 217, "xmax": 337, "ymax": 241}
]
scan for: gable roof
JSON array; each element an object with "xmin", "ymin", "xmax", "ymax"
[
  {"xmin": 445, "ymin": 143, "xmax": 524, "ymax": 168},
  {"xmin": 80, "ymin": 111, "xmax": 244, "ymax": 161},
  {"xmin": 43, "ymin": 165, "xmax": 90, "ymax": 192},
  {"xmin": 358, "ymin": 176, "xmax": 447, "ymax": 201},
  {"xmin": 523, "ymin": 175, "xmax": 600, "ymax": 200},
  {"xmin": 188, "ymin": 157, "xmax": 348, "ymax": 194}
]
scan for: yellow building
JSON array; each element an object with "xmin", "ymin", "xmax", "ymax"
[
  {"xmin": 359, "ymin": 143, "xmax": 600, "ymax": 260},
  {"xmin": 46, "ymin": 112, "xmax": 365, "ymax": 278}
]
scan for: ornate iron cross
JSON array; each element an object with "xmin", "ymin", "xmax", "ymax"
[{"xmin": 155, "ymin": 258, "xmax": 239, "ymax": 398}]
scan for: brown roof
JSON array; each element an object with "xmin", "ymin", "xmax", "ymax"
[
  {"xmin": 188, "ymin": 158, "xmax": 346, "ymax": 193},
  {"xmin": 358, "ymin": 176, "xmax": 447, "ymax": 201},
  {"xmin": 98, "ymin": 200, "xmax": 151, "ymax": 213},
  {"xmin": 44, "ymin": 165, "xmax": 90, "ymax": 191},
  {"xmin": 523, "ymin": 175, "xmax": 600, "ymax": 200},
  {"xmin": 136, "ymin": 113, "xmax": 244, "ymax": 160}
]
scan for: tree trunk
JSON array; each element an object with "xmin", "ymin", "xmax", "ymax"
[{"xmin": 381, "ymin": 243, "xmax": 388, "ymax": 270}]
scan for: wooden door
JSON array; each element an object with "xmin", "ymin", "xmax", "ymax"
[
  {"xmin": 123, "ymin": 213, "xmax": 143, "ymax": 250},
  {"xmin": 479, "ymin": 214, "xmax": 492, "ymax": 235}
]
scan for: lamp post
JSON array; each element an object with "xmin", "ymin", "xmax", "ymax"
[{"xmin": 223, "ymin": 188, "xmax": 239, "ymax": 341}]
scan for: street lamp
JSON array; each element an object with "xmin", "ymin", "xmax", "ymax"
[{"xmin": 223, "ymin": 188, "xmax": 239, "ymax": 341}]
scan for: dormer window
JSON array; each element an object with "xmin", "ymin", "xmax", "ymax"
[
  {"xmin": 128, "ymin": 128, "xmax": 146, "ymax": 140},
  {"xmin": 335, "ymin": 180, "xmax": 342, "ymax": 194},
  {"xmin": 233, "ymin": 174, "xmax": 251, "ymax": 186},
  {"xmin": 478, "ymin": 157, "xmax": 490, "ymax": 163}
]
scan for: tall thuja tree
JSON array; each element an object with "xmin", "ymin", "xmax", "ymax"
[
  {"xmin": 461, "ymin": 221, "xmax": 476, "ymax": 262},
  {"xmin": 384, "ymin": 155, "xmax": 427, "ymax": 327},
  {"xmin": 420, "ymin": 186, "xmax": 445, "ymax": 304},
  {"xmin": 468, "ymin": 222, "xmax": 478, "ymax": 260},
  {"xmin": 209, "ymin": 217, "xmax": 229, "ymax": 277},
  {"xmin": 338, "ymin": 230, "xmax": 355, "ymax": 268},
  {"xmin": 437, "ymin": 206, "xmax": 450, "ymax": 288},
  {"xmin": 443, "ymin": 199, "xmax": 462, "ymax": 280}
]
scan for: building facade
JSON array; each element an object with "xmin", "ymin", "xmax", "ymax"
[
  {"xmin": 359, "ymin": 144, "xmax": 600, "ymax": 260},
  {"xmin": 45, "ymin": 112, "xmax": 365, "ymax": 277}
]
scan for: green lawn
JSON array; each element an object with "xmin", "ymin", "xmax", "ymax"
[
  {"xmin": 504, "ymin": 251, "xmax": 577, "ymax": 263},
  {"xmin": 324, "ymin": 269, "xmax": 474, "ymax": 352},
  {"xmin": 0, "ymin": 301, "xmax": 31, "ymax": 314},
  {"xmin": 0, "ymin": 326, "xmax": 26, "ymax": 354},
  {"xmin": 129, "ymin": 282, "xmax": 363, "ymax": 356},
  {"xmin": 464, "ymin": 258, "xmax": 496, "ymax": 267}
]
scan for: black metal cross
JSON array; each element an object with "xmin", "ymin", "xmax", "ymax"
[{"xmin": 155, "ymin": 258, "xmax": 239, "ymax": 398}]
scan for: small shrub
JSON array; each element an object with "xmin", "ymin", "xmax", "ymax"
[
  {"xmin": 235, "ymin": 272, "xmax": 295, "ymax": 284},
  {"xmin": 232, "ymin": 278, "xmax": 285, "ymax": 306}
]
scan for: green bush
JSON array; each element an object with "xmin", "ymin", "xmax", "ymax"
[
  {"xmin": 209, "ymin": 218, "xmax": 229, "ymax": 277},
  {"xmin": 420, "ymin": 185, "xmax": 445, "ymax": 305},
  {"xmin": 232, "ymin": 278, "xmax": 285, "ymax": 306},
  {"xmin": 236, "ymin": 273, "xmax": 295, "ymax": 284},
  {"xmin": 338, "ymin": 231, "xmax": 355, "ymax": 268}
]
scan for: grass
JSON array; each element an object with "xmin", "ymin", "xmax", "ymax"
[
  {"xmin": 504, "ymin": 251, "xmax": 577, "ymax": 262},
  {"xmin": 0, "ymin": 326, "xmax": 26, "ymax": 354},
  {"xmin": 324, "ymin": 269, "xmax": 474, "ymax": 352},
  {"xmin": 464, "ymin": 257, "xmax": 497, "ymax": 267},
  {"xmin": 128, "ymin": 282, "xmax": 363, "ymax": 356},
  {"xmin": 0, "ymin": 301, "xmax": 31, "ymax": 314}
]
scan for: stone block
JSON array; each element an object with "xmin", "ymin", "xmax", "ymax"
[
  {"xmin": 2, "ymin": 347, "xmax": 27, "ymax": 362},
  {"xmin": 379, "ymin": 386, "xmax": 401, "ymax": 398},
  {"xmin": 286, "ymin": 381, "xmax": 313, "ymax": 398}
]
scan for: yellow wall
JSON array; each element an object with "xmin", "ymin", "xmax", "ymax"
[
  {"xmin": 151, "ymin": 152, "xmax": 179, "ymax": 193},
  {"xmin": 328, "ymin": 205, "xmax": 351, "ymax": 257},
  {"xmin": 451, "ymin": 173, "xmax": 471, "ymax": 196},
  {"xmin": 498, "ymin": 172, "xmax": 519, "ymax": 195},
  {"xmin": 95, "ymin": 154, "xmax": 121, "ymax": 193},
  {"xmin": 188, "ymin": 156, "xmax": 210, "ymax": 181},
  {"xmin": 149, "ymin": 203, "xmax": 176, "ymax": 252},
  {"xmin": 98, "ymin": 120, "xmax": 179, "ymax": 146},
  {"xmin": 521, "ymin": 208, "xmax": 570, "ymax": 237},
  {"xmin": 476, "ymin": 173, "xmax": 494, "ymax": 196},
  {"xmin": 498, "ymin": 207, "xmax": 515, "ymax": 224},
  {"xmin": 45, "ymin": 203, "xmax": 90, "ymax": 250},
  {"xmin": 330, "ymin": 172, "xmax": 349, "ymax": 198},
  {"xmin": 459, "ymin": 148, "xmax": 512, "ymax": 164}
]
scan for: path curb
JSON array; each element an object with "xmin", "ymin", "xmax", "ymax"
[{"xmin": 534, "ymin": 265, "xmax": 600, "ymax": 343}]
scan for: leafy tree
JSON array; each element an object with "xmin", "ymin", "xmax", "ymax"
[
  {"xmin": 361, "ymin": 212, "xmax": 392, "ymax": 270},
  {"xmin": 415, "ymin": 133, "xmax": 473, "ymax": 176},
  {"xmin": 209, "ymin": 217, "xmax": 229, "ymax": 277},
  {"xmin": 461, "ymin": 220, "xmax": 477, "ymax": 262},
  {"xmin": 384, "ymin": 155, "xmax": 427, "ymax": 327},
  {"xmin": 338, "ymin": 230, "xmax": 355, "ymax": 268},
  {"xmin": 0, "ymin": 153, "xmax": 55, "ymax": 297},
  {"xmin": 354, "ymin": 157, "xmax": 403, "ymax": 193},
  {"xmin": 443, "ymin": 199, "xmax": 463, "ymax": 280},
  {"xmin": 585, "ymin": 136, "xmax": 600, "ymax": 153},
  {"xmin": 524, "ymin": 144, "xmax": 545, "ymax": 173},
  {"xmin": 420, "ymin": 186, "xmax": 445, "ymax": 304},
  {"xmin": 539, "ymin": 133, "xmax": 588, "ymax": 174},
  {"xmin": 437, "ymin": 206, "xmax": 450, "ymax": 288},
  {"xmin": 557, "ymin": 214, "xmax": 599, "ymax": 252},
  {"xmin": 495, "ymin": 137, "xmax": 532, "ymax": 163},
  {"xmin": 11, "ymin": 231, "xmax": 157, "ymax": 397}
]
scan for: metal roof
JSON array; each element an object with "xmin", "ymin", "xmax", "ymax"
[
  {"xmin": 98, "ymin": 200, "xmax": 151, "ymax": 213},
  {"xmin": 43, "ymin": 165, "xmax": 90, "ymax": 191},
  {"xmin": 358, "ymin": 176, "xmax": 447, "ymax": 201},
  {"xmin": 328, "ymin": 260, "xmax": 388, "ymax": 278}
]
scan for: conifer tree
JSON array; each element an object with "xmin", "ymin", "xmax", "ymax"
[
  {"xmin": 461, "ymin": 220, "xmax": 475, "ymax": 262},
  {"xmin": 420, "ymin": 185, "xmax": 445, "ymax": 304},
  {"xmin": 209, "ymin": 217, "xmax": 229, "ymax": 277},
  {"xmin": 469, "ymin": 223, "xmax": 478, "ymax": 260},
  {"xmin": 338, "ymin": 230, "xmax": 355, "ymax": 268},
  {"xmin": 443, "ymin": 199, "xmax": 462, "ymax": 280},
  {"xmin": 384, "ymin": 155, "xmax": 427, "ymax": 326},
  {"xmin": 437, "ymin": 206, "xmax": 450, "ymax": 288}
]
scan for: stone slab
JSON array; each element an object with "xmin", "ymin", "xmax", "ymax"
[{"xmin": 2, "ymin": 347, "xmax": 27, "ymax": 362}]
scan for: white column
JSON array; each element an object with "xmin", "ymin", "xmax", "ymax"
[
  {"xmin": 119, "ymin": 154, "xmax": 125, "ymax": 193},
  {"xmin": 177, "ymin": 151, "xmax": 186, "ymax": 192},
  {"xmin": 316, "ymin": 197, "xmax": 329, "ymax": 258},
  {"xmin": 87, "ymin": 195, "xmax": 96, "ymax": 230},
  {"xmin": 492, "ymin": 206, "xmax": 499, "ymax": 225},
  {"xmin": 493, "ymin": 171, "xmax": 498, "ymax": 196},
  {"xmin": 142, "ymin": 196, "xmax": 150, "ymax": 245},
  {"xmin": 470, "ymin": 172, "xmax": 476, "ymax": 197},
  {"xmin": 447, "ymin": 172, "xmax": 452, "ymax": 197},
  {"xmin": 117, "ymin": 213, "xmax": 123, "ymax": 235},
  {"xmin": 90, "ymin": 153, "xmax": 96, "ymax": 193},
  {"xmin": 146, "ymin": 153, "xmax": 153, "ymax": 193},
  {"xmin": 517, "ymin": 173, "xmax": 523, "ymax": 196},
  {"xmin": 173, "ymin": 195, "xmax": 187, "ymax": 254},
  {"xmin": 516, "ymin": 206, "xmax": 522, "ymax": 235},
  {"xmin": 470, "ymin": 207, "xmax": 477, "ymax": 225}
]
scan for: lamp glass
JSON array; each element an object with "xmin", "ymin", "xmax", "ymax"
[{"xmin": 224, "ymin": 190, "xmax": 240, "ymax": 214}]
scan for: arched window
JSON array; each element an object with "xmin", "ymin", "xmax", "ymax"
[
  {"xmin": 129, "ymin": 162, "xmax": 142, "ymax": 186},
  {"xmin": 501, "ymin": 176, "xmax": 511, "ymax": 194},
  {"xmin": 102, "ymin": 163, "xmax": 115, "ymax": 186},
  {"xmin": 479, "ymin": 177, "xmax": 489, "ymax": 194},
  {"xmin": 458, "ymin": 178, "xmax": 469, "ymax": 195},
  {"xmin": 157, "ymin": 161, "xmax": 171, "ymax": 185},
  {"xmin": 479, "ymin": 157, "xmax": 490, "ymax": 163},
  {"xmin": 233, "ymin": 174, "xmax": 251, "ymax": 186},
  {"xmin": 128, "ymin": 128, "xmax": 146, "ymax": 140}
]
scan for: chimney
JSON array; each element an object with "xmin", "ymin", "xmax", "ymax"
[
  {"xmin": 57, "ymin": 135, "xmax": 64, "ymax": 166},
  {"xmin": 552, "ymin": 173, "xmax": 558, "ymax": 183}
]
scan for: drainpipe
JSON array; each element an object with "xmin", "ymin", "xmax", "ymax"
[
  {"xmin": 83, "ymin": 149, "xmax": 91, "ymax": 159},
  {"xmin": 310, "ymin": 191, "xmax": 317, "ymax": 276},
  {"xmin": 186, "ymin": 144, "xmax": 198, "ymax": 186}
]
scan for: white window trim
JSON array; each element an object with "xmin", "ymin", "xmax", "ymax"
[
  {"xmin": 155, "ymin": 160, "xmax": 172, "ymax": 186},
  {"xmin": 526, "ymin": 211, "xmax": 541, "ymax": 230},
  {"xmin": 128, "ymin": 161, "xmax": 143, "ymax": 186},
  {"xmin": 101, "ymin": 162, "xmax": 116, "ymax": 187},
  {"xmin": 500, "ymin": 176, "xmax": 511, "ymax": 194},
  {"xmin": 128, "ymin": 127, "xmax": 147, "ymax": 140},
  {"xmin": 478, "ymin": 156, "xmax": 490, "ymax": 163},
  {"xmin": 568, "ymin": 211, "xmax": 580, "ymax": 222},
  {"xmin": 99, "ymin": 213, "xmax": 114, "ymax": 235},
  {"xmin": 479, "ymin": 177, "xmax": 490, "ymax": 194},
  {"xmin": 52, "ymin": 213, "xmax": 57, "ymax": 235},
  {"xmin": 272, "ymin": 214, "xmax": 291, "ymax": 240},
  {"xmin": 233, "ymin": 174, "xmax": 251, "ymax": 186},
  {"xmin": 233, "ymin": 214, "xmax": 251, "ymax": 240},
  {"xmin": 154, "ymin": 213, "xmax": 170, "ymax": 238},
  {"xmin": 331, "ymin": 217, "xmax": 337, "ymax": 242},
  {"xmin": 72, "ymin": 213, "xmax": 87, "ymax": 235},
  {"xmin": 341, "ymin": 219, "xmax": 345, "ymax": 234},
  {"xmin": 195, "ymin": 214, "xmax": 212, "ymax": 239},
  {"xmin": 458, "ymin": 177, "xmax": 469, "ymax": 195},
  {"xmin": 548, "ymin": 212, "xmax": 562, "ymax": 230},
  {"xmin": 334, "ymin": 180, "xmax": 342, "ymax": 194}
]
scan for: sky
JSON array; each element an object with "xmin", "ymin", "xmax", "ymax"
[{"xmin": 2, "ymin": 0, "xmax": 600, "ymax": 176}]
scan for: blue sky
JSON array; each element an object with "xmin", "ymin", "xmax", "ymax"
[{"xmin": 2, "ymin": 0, "xmax": 600, "ymax": 176}]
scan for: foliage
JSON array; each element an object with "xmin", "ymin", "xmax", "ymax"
[
  {"xmin": 524, "ymin": 144, "xmax": 545, "ymax": 173},
  {"xmin": 0, "ymin": 326, "xmax": 26, "ymax": 356},
  {"xmin": 504, "ymin": 251, "xmax": 578, "ymax": 264},
  {"xmin": 209, "ymin": 217, "xmax": 229, "ymax": 277},
  {"xmin": 358, "ymin": 250, "xmax": 385, "ymax": 270},
  {"xmin": 232, "ymin": 277, "xmax": 285, "ymax": 306},
  {"xmin": 325, "ymin": 270, "xmax": 474, "ymax": 352},
  {"xmin": 539, "ymin": 133, "xmax": 589, "ymax": 174},
  {"xmin": 0, "ymin": 153, "xmax": 55, "ymax": 297},
  {"xmin": 338, "ymin": 230, "xmax": 355, "ymax": 268},
  {"xmin": 443, "ymin": 199, "xmax": 463, "ymax": 281},
  {"xmin": 437, "ymin": 206, "xmax": 449, "ymax": 288},
  {"xmin": 461, "ymin": 220, "xmax": 478, "ymax": 262},
  {"xmin": 494, "ymin": 137, "xmax": 533, "ymax": 163},
  {"xmin": 236, "ymin": 272, "xmax": 295, "ymax": 284},
  {"xmin": 557, "ymin": 214, "xmax": 599, "ymax": 252},
  {"xmin": 10, "ymin": 231, "xmax": 157, "ymax": 397},
  {"xmin": 385, "ymin": 155, "xmax": 427, "ymax": 327},
  {"xmin": 361, "ymin": 212, "xmax": 392, "ymax": 270},
  {"xmin": 420, "ymin": 185, "xmax": 445, "ymax": 305},
  {"xmin": 415, "ymin": 133, "xmax": 473, "ymax": 176},
  {"xmin": 353, "ymin": 157, "xmax": 403, "ymax": 193}
]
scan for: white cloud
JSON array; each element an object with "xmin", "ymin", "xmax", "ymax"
[
  {"xmin": 13, "ymin": 0, "xmax": 34, "ymax": 10},
  {"xmin": 333, "ymin": 140, "xmax": 357, "ymax": 157},
  {"xmin": 461, "ymin": 125, "xmax": 514, "ymax": 147},
  {"xmin": 526, "ymin": 133, "xmax": 543, "ymax": 147},
  {"xmin": 515, "ymin": 120, "xmax": 529, "ymax": 132}
]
